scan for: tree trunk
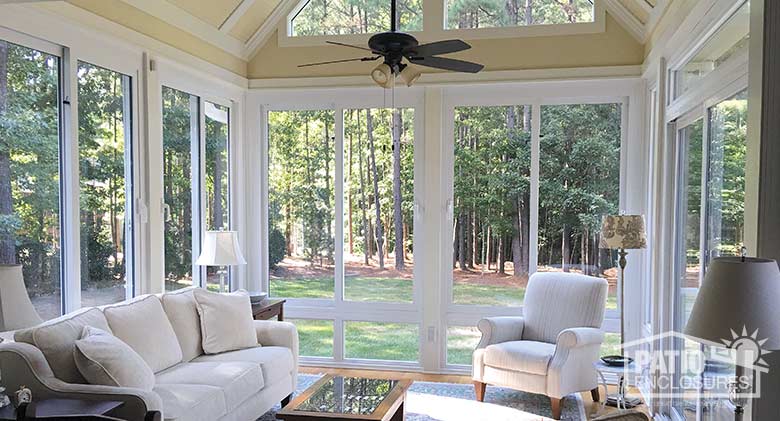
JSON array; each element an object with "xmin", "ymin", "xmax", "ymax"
[
  {"xmin": 213, "ymin": 135, "xmax": 224, "ymax": 230},
  {"xmin": 0, "ymin": 41, "xmax": 15, "ymax": 265},
  {"xmin": 458, "ymin": 212, "xmax": 467, "ymax": 270},
  {"xmin": 392, "ymin": 109, "xmax": 404, "ymax": 270},
  {"xmin": 366, "ymin": 110, "xmax": 384, "ymax": 269},
  {"xmin": 525, "ymin": 0, "xmax": 533, "ymax": 25},
  {"xmin": 497, "ymin": 236, "xmax": 505, "ymax": 274},
  {"xmin": 357, "ymin": 111, "xmax": 370, "ymax": 265},
  {"xmin": 562, "ymin": 224, "xmax": 571, "ymax": 272}
]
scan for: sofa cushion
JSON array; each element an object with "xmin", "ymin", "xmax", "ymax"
[
  {"xmin": 103, "ymin": 295, "xmax": 183, "ymax": 373},
  {"xmin": 74, "ymin": 326, "xmax": 155, "ymax": 390},
  {"xmin": 14, "ymin": 307, "xmax": 112, "ymax": 383},
  {"xmin": 193, "ymin": 346, "xmax": 294, "ymax": 386},
  {"xmin": 161, "ymin": 288, "xmax": 203, "ymax": 361},
  {"xmin": 155, "ymin": 361, "xmax": 263, "ymax": 412},
  {"xmin": 193, "ymin": 289, "xmax": 256, "ymax": 354},
  {"xmin": 153, "ymin": 383, "xmax": 226, "ymax": 421},
  {"xmin": 484, "ymin": 340, "xmax": 556, "ymax": 375}
]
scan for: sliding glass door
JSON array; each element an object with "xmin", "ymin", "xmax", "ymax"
[
  {"xmin": 77, "ymin": 61, "xmax": 135, "ymax": 306},
  {"xmin": 0, "ymin": 39, "xmax": 63, "ymax": 320}
]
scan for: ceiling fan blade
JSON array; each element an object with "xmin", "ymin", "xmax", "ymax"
[
  {"xmin": 404, "ymin": 39, "xmax": 471, "ymax": 57},
  {"xmin": 326, "ymin": 41, "xmax": 373, "ymax": 52},
  {"xmin": 298, "ymin": 56, "xmax": 379, "ymax": 68},
  {"xmin": 409, "ymin": 56, "xmax": 484, "ymax": 73}
]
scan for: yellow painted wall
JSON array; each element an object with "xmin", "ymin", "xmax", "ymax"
[
  {"xmin": 247, "ymin": 15, "xmax": 644, "ymax": 79},
  {"xmin": 68, "ymin": 0, "xmax": 247, "ymax": 77}
]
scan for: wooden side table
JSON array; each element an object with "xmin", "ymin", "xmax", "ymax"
[{"xmin": 252, "ymin": 299, "xmax": 286, "ymax": 321}]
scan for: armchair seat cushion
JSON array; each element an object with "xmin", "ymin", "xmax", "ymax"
[
  {"xmin": 155, "ymin": 361, "xmax": 263, "ymax": 412},
  {"xmin": 153, "ymin": 383, "xmax": 226, "ymax": 421},
  {"xmin": 193, "ymin": 346, "xmax": 294, "ymax": 385},
  {"xmin": 484, "ymin": 340, "xmax": 556, "ymax": 375}
]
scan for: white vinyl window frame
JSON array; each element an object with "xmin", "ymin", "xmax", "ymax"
[
  {"xmin": 278, "ymin": 0, "xmax": 606, "ymax": 47},
  {"xmin": 438, "ymin": 79, "xmax": 644, "ymax": 372},
  {"xmin": 255, "ymin": 87, "xmax": 426, "ymax": 370},
  {"xmin": 155, "ymin": 63, "xmax": 243, "ymax": 291}
]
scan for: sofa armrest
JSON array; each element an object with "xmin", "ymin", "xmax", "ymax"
[
  {"xmin": 254, "ymin": 320, "xmax": 299, "ymax": 363},
  {"xmin": 476, "ymin": 317, "xmax": 525, "ymax": 349},
  {"xmin": 546, "ymin": 327, "xmax": 604, "ymax": 398},
  {"xmin": 0, "ymin": 342, "xmax": 162, "ymax": 420}
]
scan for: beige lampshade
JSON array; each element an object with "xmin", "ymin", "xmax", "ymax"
[
  {"xmin": 0, "ymin": 264, "xmax": 43, "ymax": 331},
  {"xmin": 599, "ymin": 214, "xmax": 647, "ymax": 250},
  {"xmin": 685, "ymin": 257, "xmax": 780, "ymax": 350},
  {"xmin": 195, "ymin": 231, "xmax": 247, "ymax": 267}
]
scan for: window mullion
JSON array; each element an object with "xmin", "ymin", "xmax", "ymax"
[
  {"xmin": 62, "ymin": 46, "xmax": 82, "ymax": 314},
  {"xmin": 335, "ymin": 108, "xmax": 345, "ymax": 304},
  {"xmin": 529, "ymin": 103, "xmax": 541, "ymax": 276},
  {"xmin": 191, "ymin": 96, "xmax": 205, "ymax": 288}
]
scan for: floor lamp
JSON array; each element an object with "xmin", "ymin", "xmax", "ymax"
[{"xmin": 600, "ymin": 215, "xmax": 647, "ymax": 350}]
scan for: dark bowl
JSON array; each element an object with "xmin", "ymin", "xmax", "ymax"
[{"xmin": 601, "ymin": 355, "xmax": 634, "ymax": 367}]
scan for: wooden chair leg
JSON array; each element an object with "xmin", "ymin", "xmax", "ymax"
[
  {"xmin": 591, "ymin": 387, "xmax": 600, "ymax": 402},
  {"xmin": 550, "ymin": 397, "xmax": 563, "ymax": 420},
  {"xmin": 473, "ymin": 381, "xmax": 486, "ymax": 402}
]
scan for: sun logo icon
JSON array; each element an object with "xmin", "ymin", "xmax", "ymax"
[{"xmin": 722, "ymin": 326, "xmax": 772, "ymax": 369}]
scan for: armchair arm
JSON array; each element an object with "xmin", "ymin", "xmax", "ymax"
[
  {"xmin": 556, "ymin": 327, "xmax": 604, "ymax": 349},
  {"xmin": 0, "ymin": 342, "xmax": 162, "ymax": 420},
  {"xmin": 476, "ymin": 317, "xmax": 525, "ymax": 349},
  {"xmin": 546, "ymin": 327, "xmax": 605, "ymax": 398}
]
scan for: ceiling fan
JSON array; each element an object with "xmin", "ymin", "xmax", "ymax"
[{"xmin": 298, "ymin": 0, "xmax": 484, "ymax": 88}]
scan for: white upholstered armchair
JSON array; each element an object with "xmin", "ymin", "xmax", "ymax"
[{"xmin": 472, "ymin": 272, "xmax": 608, "ymax": 420}]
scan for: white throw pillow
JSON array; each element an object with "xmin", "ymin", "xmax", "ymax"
[
  {"xmin": 162, "ymin": 288, "xmax": 203, "ymax": 361},
  {"xmin": 74, "ymin": 326, "xmax": 155, "ymax": 390},
  {"xmin": 193, "ymin": 289, "xmax": 257, "ymax": 354}
]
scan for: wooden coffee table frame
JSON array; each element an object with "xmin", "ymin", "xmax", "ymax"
[{"xmin": 276, "ymin": 375, "xmax": 412, "ymax": 421}]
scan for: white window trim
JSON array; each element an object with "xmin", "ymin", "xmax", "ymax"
[{"xmin": 278, "ymin": 0, "xmax": 606, "ymax": 48}]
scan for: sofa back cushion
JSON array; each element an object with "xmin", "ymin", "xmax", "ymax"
[
  {"xmin": 103, "ymin": 295, "xmax": 183, "ymax": 372},
  {"xmin": 522, "ymin": 272, "xmax": 607, "ymax": 344},
  {"xmin": 193, "ymin": 289, "xmax": 257, "ymax": 354},
  {"xmin": 161, "ymin": 287, "xmax": 203, "ymax": 361},
  {"xmin": 14, "ymin": 307, "xmax": 111, "ymax": 383}
]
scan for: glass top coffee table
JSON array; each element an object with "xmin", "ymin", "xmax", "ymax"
[{"xmin": 277, "ymin": 375, "xmax": 412, "ymax": 421}]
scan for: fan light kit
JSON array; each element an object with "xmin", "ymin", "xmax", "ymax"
[{"xmin": 298, "ymin": 0, "xmax": 483, "ymax": 88}]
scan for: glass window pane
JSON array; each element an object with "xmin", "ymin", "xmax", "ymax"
[
  {"xmin": 706, "ymin": 90, "xmax": 747, "ymax": 261},
  {"xmin": 292, "ymin": 0, "xmax": 421, "ymax": 36},
  {"xmin": 676, "ymin": 1, "xmax": 749, "ymax": 96},
  {"xmin": 678, "ymin": 120, "xmax": 703, "ymax": 326},
  {"xmin": 447, "ymin": 0, "xmax": 594, "ymax": 29},
  {"xmin": 204, "ymin": 101, "xmax": 230, "ymax": 292},
  {"xmin": 77, "ymin": 62, "xmax": 133, "ymax": 307},
  {"xmin": 452, "ymin": 106, "xmax": 531, "ymax": 307},
  {"xmin": 344, "ymin": 108, "xmax": 414, "ymax": 303},
  {"xmin": 289, "ymin": 318, "xmax": 334, "ymax": 357},
  {"xmin": 0, "ymin": 40, "xmax": 62, "ymax": 320},
  {"xmin": 446, "ymin": 326, "xmax": 480, "ymax": 365},
  {"xmin": 344, "ymin": 321, "xmax": 418, "ymax": 361},
  {"xmin": 162, "ymin": 86, "xmax": 199, "ymax": 291},
  {"xmin": 268, "ymin": 110, "xmax": 335, "ymax": 299},
  {"xmin": 538, "ymin": 103, "xmax": 621, "ymax": 312}
]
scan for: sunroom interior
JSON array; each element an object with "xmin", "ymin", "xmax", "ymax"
[{"xmin": 0, "ymin": 0, "xmax": 778, "ymax": 420}]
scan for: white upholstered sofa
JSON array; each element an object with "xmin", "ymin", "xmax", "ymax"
[
  {"xmin": 0, "ymin": 287, "xmax": 298, "ymax": 421},
  {"xmin": 472, "ymin": 272, "xmax": 608, "ymax": 420}
]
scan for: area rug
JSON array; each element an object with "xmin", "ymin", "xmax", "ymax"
[{"xmin": 258, "ymin": 374, "xmax": 587, "ymax": 420}]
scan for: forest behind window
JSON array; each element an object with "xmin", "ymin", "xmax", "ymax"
[
  {"xmin": 292, "ymin": 0, "xmax": 422, "ymax": 36},
  {"xmin": 0, "ymin": 40, "xmax": 62, "ymax": 320},
  {"xmin": 447, "ymin": 0, "xmax": 594, "ymax": 29},
  {"xmin": 77, "ymin": 62, "xmax": 133, "ymax": 307}
]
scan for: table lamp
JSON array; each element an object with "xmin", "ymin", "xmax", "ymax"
[
  {"xmin": 600, "ymin": 214, "xmax": 647, "ymax": 347},
  {"xmin": 685, "ymin": 256, "xmax": 780, "ymax": 420},
  {"xmin": 195, "ymin": 231, "xmax": 246, "ymax": 292}
]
